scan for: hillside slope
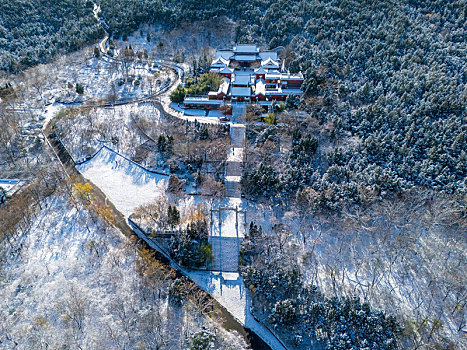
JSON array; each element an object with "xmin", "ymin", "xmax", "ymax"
[{"xmin": 0, "ymin": 193, "xmax": 248, "ymax": 349}]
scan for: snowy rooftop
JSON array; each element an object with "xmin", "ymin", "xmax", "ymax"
[
  {"xmin": 214, "ymin": 49, "xmax": 234, "ymax": 60},
  {"xmin": 258, "ymin": 51, "xmax": 278, "ymax": 61},
  {"xmin": 211, "ymin": 45, "xmax": 281, "ymax": 70},
  {"xmin": 184, "ymin": 96, "xmax": 211, "ymax": 101},
  {"xmin": 184, "ymin": 97, "xmax": 222, "ymax": 105},
  {"xmin": 257, "ymin": 100, "xmax": 274, "ymax": 106},
  {"xmin": 232, "ymin": 74, "xmax": 251, "ymax": 86},
  {"xmin": 280, "ymin": 72, "xmax": 304, "ymax": 80},
  {"xmin": 261, "ymin": 57, "xmax": 280, "ymax": 68},
  {"xmin": 231, "ymin": 87, "xmax": 251, "ymax": 97},
  {"xmin": 219, "ymin": 66, "xmax": 233, "ymax": 73},
  {"xmin": 265, "ymin": 88, "xmax": 303, "ymax": 95},
  {"xmin": 265, "ymin": 73, "xmax": 282, "ymax": 79},
  {"xmin": 211, "ymin": 56, "xmax": 229, "ymax": 68},
  {"xmin": 233, "ymin": 54, "xmax": 259, "ymax": 62},
  {"xmin": 254, "ymin": 80, "xmax": 265, "ymax": 95},
  {"xmin": 217, "ymin": 81, "xmax": 230, "ymax": 95},
  {"xmin": 233, "ymin": 44, "xmax": 259, "ymax": 54}
]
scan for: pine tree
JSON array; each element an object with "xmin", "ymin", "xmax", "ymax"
[
  {"xmin": 157, "ymin": 134, "xmax": 167, "ymax": 152},
  {"xmin": 167, "ymin": 205, "xmax": 180, "ymax": 229}
]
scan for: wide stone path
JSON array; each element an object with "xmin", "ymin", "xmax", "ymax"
[
  {"xmin": 225, "ymin": 124, "xmax": 245, "ymax": 198},
  {"xmin": 209, "ymin": 104, "xmax": 247, "ymax": 272},
  {"xmin": 209, "ymin": 236, "xmax": 240, "ymax": 272}
]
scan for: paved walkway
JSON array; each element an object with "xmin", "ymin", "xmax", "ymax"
[
  {"xmin": 225, "ymin": 112, "xmax": 246, "ymax": 198},
  {"xmin": 209, "ymin": 104, "xmax": 247, "ymax": 272},
  {"xmin": 231, "ymin": 103, "xmax": 246, "ymax": 124},
  {"xmin": 209, "ymin": 236, "xmax": 239, "ymax": 272}
]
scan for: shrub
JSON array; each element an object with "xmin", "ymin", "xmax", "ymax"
[
  {"xmin": 75, "ymin": 83, "xmax": 84, "ymax": 95},
  {"xmin": 269, "ymin": 299, "xmax": 298, "ymax": 326},
  {"xmin": 190, "ymin": 330, "xmax": 214, "ymax": 350},
  {"xmin": 170, "ymin": 86, "xmax": 186, "ymax": 103}
]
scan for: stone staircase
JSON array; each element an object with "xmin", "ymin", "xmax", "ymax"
[{"xmin": 209, "ymin": 236, "xmax": 240, "ymax": 272}]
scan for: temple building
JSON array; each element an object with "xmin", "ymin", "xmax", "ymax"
[{"xmin": 183, "ymin": 44, "xmax": 303, "ymax": 110}]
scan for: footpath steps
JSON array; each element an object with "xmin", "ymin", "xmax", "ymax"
[
  {"xmin": 225, "ymin": 181, "xmax": 242, "ymax": 198},
  {"xmin": 226, "ymin": 161, "xmax": 243, "ymax": 176},
  {"xmin": 208, "ymin": 103, "xmax": 247, "ymax": 272},
  {"xmin": 230, "ymin": 125, "xmax": 246, "ymax": 148},
  {"xmin": 209, "ymin": 236, "xmax": 240, "ymax": 272}
]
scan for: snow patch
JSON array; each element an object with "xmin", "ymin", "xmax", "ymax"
[{"xmin": 77, "ymin": 146, "xmax": 167, "ymax": 216}]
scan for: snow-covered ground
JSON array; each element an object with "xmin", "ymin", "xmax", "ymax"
[
  {"xmin": 20, "ymin": 51, "xmax": 172, "ymax": 109},
  {"xmin": 10, "ymin": 40, "xmax": 288, "ymax": 346},
  {"xmin": 231, "ymin": 103, "xmax": 246, "ymax": 124},
  {"xmin": 169, "ymin": 102, "xmax": 222, "ymax": 123},
  {"xmin": 183, "ymin": 109, "xmax": 208, "ymax": 117},
  {"xmin": 42, "ymin": 104, "xmax": 62, "ymax": 130},
  {"xmin": 208, "ymin": 110, "xmax": 223, "ymax": 118},
  {"xmin": 56, "ymin": 102, "xmax": 163, "ymax": 162},
  {"xmin": 77, "ymin": 142, "xmax": 248, "ymax": 238},
  {"xmin": 54, "ymin": 55, "xmax": 172, "ymax": 104},
  {"xmin": 4, "ymin": 29, "xmax": 288, "ymax": 346},
  {"xmin": 0, "ymin": 194, "xmax": 250, "ymax": 349},
  {"xmin": 77, "ymin": 146, "xmax": 168, "ymax": 217},
  {"xmin": 121, "ymin": 17, "xmax": 235, "ymax": 60},
  {"xmin": 0, "ymin": 196, "xmax": 132, "ymax": 348}
]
